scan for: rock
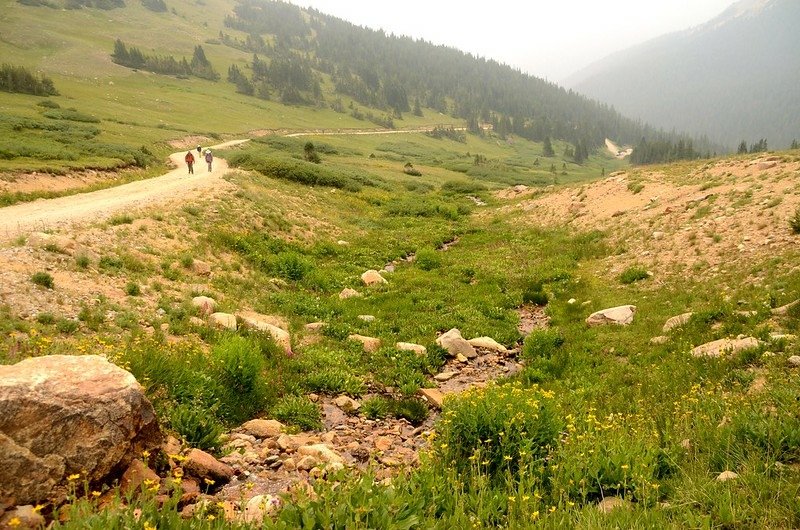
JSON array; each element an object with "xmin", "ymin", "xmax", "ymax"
[
  {"xmin": 586, "ymin": 305, "xmax": 636, "ymax": 326},
  {"xmin": 237, "ymin": 312, "xmax": 292, "ymax": 355},
  {"xmin": 691, "ymin": 337, "xmax": 760, "ymax": 358},
  {"xmin": 772, "ymin": 300, "xmax": 799, "ymax": 316},
  {"xmin": 191, "ymin": 296, "xmax": 217, "ymax": 315},
  {"xmin": 297, "ymin": 444, "xmax": 344, "ymax": 465},
  {"xmin": 361, "ymin": 270, "xmax": 388, "ymax": 286},
  {"xmin": 662, "ymin": 312, "xmax": 693, "ymax": 333},
  {"xmin": 209, "ymin": 312, "xmax": 237, "ymax": 331},
  {"xmin": 240, "ymin": 419, "xmax": 284, "ymax": 439},
  {"xmin": 243, "ymin": 494, "xmax": 280, "ymax": 523},
  {"xmin": 467, "ymin": 337, "xmax": 508, "ymax": 353},
  {"xmin": 757, "ymin": 161, "xmax": 777, "ymax": 170},
  {"xmin": 339, "ymin": 288, "xmax": 361, "ymax": 300},
  {"xmin": 650, "ymin": 336, "xmax": 669, "ymax": 345},
  {"xmin": 297, "ymin": 455, "xmax": 317, "ymax": 471},
  {"xmin": 597, "ymin": 496, "xmax": 628, "ymax": 514},
  {"xmin": 0, "ymin": 505, "xmax": 46, "ymax": 529},
  {"xmin": 788, "ymin": 356, "xmax": 800, "ymax": 367},
  {"xmin": 183, "ymin": 449, "xmax": 234, "ymax": 487},
  {"xmin": 348, "ymin": 334, "xmax": 381, "ymax": 353},
  {"xmin": 191, "ymin": 260, "xmax": 212, "ymax": 276},
  {"xmin": 770, "ymin": 334, "xmax": 797, "ymax": 342},
  {"xmin": 436, "ymin": 329, "xmax": 477, "ymax": 359},
  {"xmin": 374, "ymin": 436, "xmax": 393, "ymax": 452},
  {"xmin": 189, "ymin": 316, "xmax": 206, "ymax": 327},
  {"xmin": 716, "ymin": 470, "xmax": 739, "ymax": 482},
  {"xmin": 418, "ymin": 388, "xmax": 446, "ymax": 409},
  {"xmin": 456, "ymin": 353, "xmax": 469, "ymax": 363},
  {"xmin": 652, "ymin": 231, "xmax": 665, "ymax": 240},
  {"xmin": 333, "ymin": 395, "xmax": 360, "ymax": 413},
  {"xmin": 27, "ymin": 232, "xmax": 76, "ymax": 254},
  {"xmin": 305, "ymin": 322, "xmax": 326, "ymax": 332},
  {"xmin": 120, "ymin": 459, "xmax": 160, "ymax": 496},
  {"xmin": 0, "ymin": 355, "xmax": 161, "ymax": 505},
  {"xmin": 395, "ymin": 342, "xmax": 427, "ymax": 356},
  {"xmin": 337, "ymin": 240, "xmax": 349, "ymax": 246},
  {"xmin": 282, "ymin": 458, "xmax": 296, "ymax": 471},
  {"xmin": 162, "ymin": 435, "xmax": 182, "ymax": 458},
  {"xmin": 434, "ymin": 371, "xmax": 459, "ymax": 382},
  {"xmin": 358, "ymin": 315, "xmax": 376, "ymax": 322},
  {"xmin": 384, "ymin": 263, "xmax": 396, "ymax": 273}
]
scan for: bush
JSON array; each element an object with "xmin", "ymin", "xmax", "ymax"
[
  {"xmin": 125, "ymin": 281, "xmax": 141, "ymax": 296},
  {"xmin": 169, "ymin": 402, "xmax": 224, "ymax": 452},
  {"xmin": 522, "ymin": 281, "xmax": 548, "ymax": 306},
  {"xmin": 109, "ymin": 213, "xmax": 134, "ymax": 225},
  {"xmin": 211, "ymin": 335, "xmax": 271, "ymax": 424},
  {"xmin": 31, "ymin": 271, "xmax": 54, "ymax": 289},
  {"xmin": 521, "ymin": 328, "xmax": 565, "ymax": 361},
  {"xmin": 619, "ymin": 266, "xmax": 650, "ymax": 284},
  {"xmin": 36, "ymin": 312, "xmax": 56, "ymax": 325},
  {"xmin": 390, "ymin": 397, "xmax": 428, "ymax": 425},
  {"xmin": 361, "ymin": 397, "xmax": 391, "ymax": 420},
  {"xmin": 415, "ymin": 248, "xmax": 441, "ymax": 271},
  {"xmin": 790, "ymin": 207, "xmax": 800, "ymax": 235},
  {"xmin": 272, "ymin": 395, "xmax": 322, "ymax": 431},
  {"xmin": 75, "ymin": 254, "xmax": 90, "ymax": 269},
  {"xmin": 437, "ymin": 382, "xmax": 560, "ymax": 480},
  {"xmin": 56, "ymin": 318, "xmax": 79, "ymax": 334},
  {"xmin": 275, "ymin": 251, "xmax": 312, "ymax": 281}
]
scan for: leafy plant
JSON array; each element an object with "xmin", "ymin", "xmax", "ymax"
[
  {"xmin": 168, "ymin": 402, "xmax": 224, "ymax": 452},
  {"xmin": 790, "ymin": 206, "xmax": 800, "ymax": 235},
  {"xmin": 125, "ymin": 281, "xmax": 141, "ymax": 296},
  {"xmin": 272, "ymin": 395, "xmax": 322, "ymax": 431},
  {"xmin": 31, "ymin": 271, "xmax": 54, "ymax": 289},
  {"xmin": 619, "ymin": 265, "xmax": 650, "ymax": 284}
]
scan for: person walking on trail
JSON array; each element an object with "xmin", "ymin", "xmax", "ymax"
[
  {"xmin": 185, "ymin": 151, "xmax": 195, "ymax": 174},
  {"xmin": 204, "ymin": 149, "xmax": 213, "ymax": 172},
  {"xmin": 196, "ymin": 145, "xmax": 202, "ymax": 156}
]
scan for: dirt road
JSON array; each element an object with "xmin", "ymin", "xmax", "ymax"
[{"xmin": 0, "ymin": 140, "xmax": 248, "ymax": 242}]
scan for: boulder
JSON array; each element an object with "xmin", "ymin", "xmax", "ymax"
[
  {"xmin": 297, "ymin": 444, "xmax": 344, "ymax": 465},
  {"xmin": 418, "ymin": 388, "xmax": 446, "ymax": 409},
  {"xmin": 395, "ymin": 342, "xmax": 427, "ymax": 356},
  {"xmin": 348, "ymin": 334, "xmax": 381, "ymax": 353},
  {"xmin": 361, "ymin": 270, "xmax": 387, "ymax": 286},
  {"xmin": 662, "ymin": 312, "xmax": 693, "ymax": 333},
  {"xmin": 436, "ymin": 328, "xmax": 477, "ymax": 359},
  {"xmin": 209, "ymin": 312, "xmax": 237, "ymax": 331},
  {"xmin": 191, "ymin": 260, "xmax": 212, "ymax": 276},
  {"xmin": 240, "ymin": 419, "xmax": 284, "ymax": 439},
  {"xmin": 191, "ymin": 296, "xmax": 217, "ymax": 315},
  {"xmin": 586, "ymin": 305, "xmax": 636, "ymax": 326},
  {"xmin": 467, "ymin": 336, "xmax": 508, "ymax": 353},
  {"xmin": 0, "ymin": 355, "xmax": 161, "ymax": 505},
  {"xmin": 691, "ymin": 337, "xmax": 760, "ymax": 358},
  {"xmin": 333, "ymin": 395, "xmax": 360, "ymax": 413},
  {"xmin": 772, "ymin": 300, "xmax": 799, "ymax": 316},
  {"xmin": 339, "ymin": 288, "xmax": 361, "ymax": 300},
  {"xmin": 788, "ymin": 356, "xmax": 800, "ymax": 367},
  {"xmin": 183, "ymin": 448, "xmax": 234, "ymax": 487},
  {"xmin": 237, "ymin": 312, "xmax": 292, "ymax": 355}
]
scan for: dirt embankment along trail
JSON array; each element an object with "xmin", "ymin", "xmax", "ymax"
[{"xmin": 0, "ymin": 140, "xmax": 248, "ymax": 242}]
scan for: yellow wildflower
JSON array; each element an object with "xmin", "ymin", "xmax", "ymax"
[
  {"xmin": 204, "ymin": 478, "xmax": 215, "ymax": 486},
  {"xmin": 91, "ymin": 490, "xmax": 101, "ymax": 497},
  {"xmin": 33, "ymin": 505, "xmax": 44, "ymax": 513},
  {"xmin": 67, "ymin": 473, "xmax": 80, "ymax": 481},
  {"xmin": 8, "ymin": 518, "xmax": 21, "ymax": 528}
]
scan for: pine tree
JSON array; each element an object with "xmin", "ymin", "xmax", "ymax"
[
  {"xmin": 542, "ymin": 136, "xmax": 554, "ymax": 157},
  {"xmin": 737, "ymin": 141, "xmax": 748, "ymax": 154}
]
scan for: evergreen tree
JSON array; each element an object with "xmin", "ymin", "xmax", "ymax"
[
  {"xmin": 791, "ymin": 139, "xmax": 799, "ymax": 150},
  {"xmin": 737, "ymin": 141, "xmax": 748, "ymax": 154},
  {"xmin": 542, "ymin": 136, "xmax": 554, "ymax": 157}
]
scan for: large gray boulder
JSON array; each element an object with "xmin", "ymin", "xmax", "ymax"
[
  {"xmin": 436, "ymin": 328, "xmax": 477, "ymax": 359},
  {"xmin": 586, "ymin": 305, "xmax": 636, "ymax": 326},
  {"xmin": 0, "ymin": 355, "xmax": 162, "ymax": 505}
]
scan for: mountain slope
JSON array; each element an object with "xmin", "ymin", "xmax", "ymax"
[{"xmin": 567, "ymin": 0, "xmax": 800, "ymax": 149}]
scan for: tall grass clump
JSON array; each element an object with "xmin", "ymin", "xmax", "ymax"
[
  {"xmin": 790, "ymin": 206, "xmax": 800, "ymax": 234},
  {"xmin": 619, "ymin": 265, "xmax": 650, "ymax": 284}
]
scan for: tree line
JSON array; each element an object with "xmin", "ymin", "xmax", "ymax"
[
  {"xmin": 0, "ymin": 63, "xmax": 58, "ymax": 96},
  {"xmin": 111, "ymin": 40, "xmax": 219, "ymax": 80}
]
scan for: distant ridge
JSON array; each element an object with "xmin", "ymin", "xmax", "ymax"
[{"xmin": 566, "ymin": 0, "xmax": 800, "ymax": 149}]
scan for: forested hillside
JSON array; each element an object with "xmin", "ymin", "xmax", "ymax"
[{"xmin": 568, "ymin": 0, "xmax": 800, "ymax": 150}]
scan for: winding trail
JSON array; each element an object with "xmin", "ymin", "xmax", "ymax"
[{"xmin": 0, "ymin": 140, "xmax": 248, "ymax": 242}]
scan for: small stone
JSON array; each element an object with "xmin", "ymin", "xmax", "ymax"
[
  {"xmin": 650, "ymin": 336, "xmax": 669, "ymax": 345},
  {"xmin": 183, "ymin": 448, "xmax": 234, "ymax": 487},
  {"xmin": 361, "ymin": 270, "xmax": 388, "ymax": 286},
  {"xmin": 191, "ymin": 296, "xmax": 217, "ymax": 315},
  {"xmin": 305, "ymin": 322, "xmax": 326, "ymax": 332},
  {"xmin": 434, "ymin": 371, "xmax": 458, "ymax": 382},
  {"xmin": 339, "ymin": 288, "xmax": 361, "ymax": 300},
  {"xmin": 716, "ymin": 470, "xmax": 739, "ymax": 482},
  {"xmin": 282, "ymin": 458, "xmax": 296, "ymax": 471},
  {"xmin": 456, "ymin": 353, "xmax": 469, "ymax": 363},
  {"xmin": 243, "ymin": 495, "xmax": 280, "ymax": 523},
  {"xmin": 120, "ymin": 459, "xmax": 160, "ymax": 495},
  {"xmin": 662, "ymin": 312, "xmax": 693, "ymax": 333},
  {"xmin": 358, "ymin": 315, "xmax": 376, "ymax": 322},
  {"xmin": 597, "ymin": 496, "xmax": 628, "ymax": 514},
  {"xmin": 467, "ymin": 336, "xmax": 508, "ymax": 353},
  {"xmin": 374, "ymin": 436, "xmax": 393, "ymax": 452},
  {"xmin": 586, "ymin": 305, "xmax": 636, "ymax": 326},
  {"xmin": 567, "ymin": 298, "xmax": 576, "ymax": 304},
  {"xmin": 788, "ymin": 356, "xmax": 800, "ymax": 367},
  {"xmin": 192, "ymin": 260, "xmax": 212, "ymax": 276},
  {"xmin": 209, "ymin": 312, "xmax": 237, "ymax": 331},
  {"xmin": 395, "ymin": 342, "xmax": 427, "ymax": 356},
  {"xmin": 297, "ymin": 455, "xmax": 317, "ymax": 471},
  {"xmin": 348, "ymin": 334, "xmax": 381, "ymax": 353},
  {"xmin": 418, "ymin": 388, "xmax": 445, "ymax": 409}
]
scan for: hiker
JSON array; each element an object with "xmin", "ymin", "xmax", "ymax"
[
  {"xmin": 204, "ymin": 149, "xmax": 213, "ymax": 171},
  {"xmin": 196, "ymin": 145, "xmax": 201, "ymax": 156},
  {"xmin": 185, "ymin": 151, "xmax": 195, "ymax": 174}
]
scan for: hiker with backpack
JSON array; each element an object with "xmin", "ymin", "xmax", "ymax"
[
  {"xmin": 185, "ymin": 150, "xmax": 195, "ymax": 174},
  {"xmin": 204, "ymin": 149, "xmax": 213, "ymax": 172}
]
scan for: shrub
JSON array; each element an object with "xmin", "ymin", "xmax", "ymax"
[
  {"xmin": 522, "ymin": 281, "xmax": 548, "ymax": 306},
  {"xmin": 415, "ymin": 248, "xmax": 441, "ymax": 271},
  {"xmin": 125, "ymin": 281, "xmax": 141, "ymax": 296},
  {"xmin": 56, "ymin": 318, "xmax": 79, "ymax": 334},
  {"xmin": 210, "ymin": 335, "xmax": 271, "ymax": 424},
  {"xmin": 272, "ymin": 395, "xmax": 322, "ymax": 431},
  {"xmin": 437, "ymin": 382, "xmax": 560, "ymax": 480},
  {"xmin": 275, "ymin": 251, "xmax": 312, "ymax": 281},
  {"xmin": 108, "ymin": 213, "xmax": 134, "ymax": 225},
  {"xmin": 75, "ymin": 254, "xmax": 90, "ymax": 269},
  {"xmin": 790, "ymin": 207, "xmax": 800, "ymax": 235},
  {"xmin": 619, "ymin": 266, "xmax": 650, "ymax": 284},
  {"xmin": 36, "ymin": 312, "xmax": 56, "ymax": 325},
  {"xmin": 521, "ymin": 328, "xmax": 565, "ymax": 361},
  {"xmin": 390, "ymin": 397, "xmax": 428, "ymax": 425},
  {"xmin": 31, "ymin": 271, "xmax": 54, "ymax": 289},
  {"xmin": 361, "ymin": 397, "xmax": 391, "ymax": 420},
  {"xmin": 169, "ymin": 402, "xmax": 224, "ymax": 452}
]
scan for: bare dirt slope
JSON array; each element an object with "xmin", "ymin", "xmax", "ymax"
[{"xmin": 0, "ymin": 140, "xmax": 248, "ymax": 242}]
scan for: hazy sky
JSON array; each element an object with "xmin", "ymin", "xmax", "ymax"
[{"xmin": 291, "ymin": 0, "xmax": 736, "ymax": 82}]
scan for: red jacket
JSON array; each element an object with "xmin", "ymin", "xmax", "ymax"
[{"xmin": 185, "ymin": 152, "xmax": 195, "ymax": 163}]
